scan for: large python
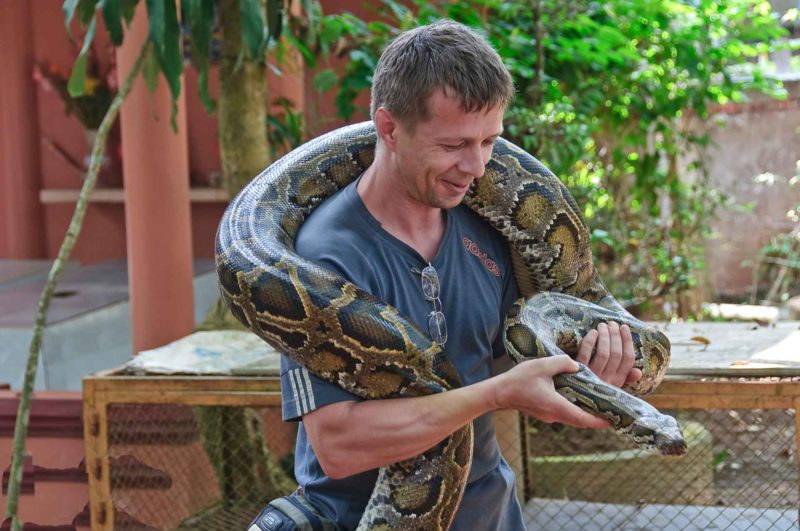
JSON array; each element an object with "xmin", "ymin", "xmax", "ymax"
[{"xmin": 215, "ymin": 121, "xmax": 687, "ymax": 530}]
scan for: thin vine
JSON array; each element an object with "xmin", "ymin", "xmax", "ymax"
[{"xmin": 3, "ymin": 40, "xmax": 151, "ymax": 531}]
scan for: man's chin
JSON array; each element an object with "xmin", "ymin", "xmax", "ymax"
[{"xmin": 433, "ymin": 195, "xmax": 465, "ymax": 209}]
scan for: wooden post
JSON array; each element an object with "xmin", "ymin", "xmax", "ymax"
[
  {"xmin": 83, "ymin": 379, "xmax": 113, "ymax": 530},
  {"xmin": 795, "ymin": 397, "xmax": 800, "ymax": 525},
  {"xmin": 0, "ymin": 0, "xmax": 45, "ymax": 258},
  {"xmin": 116, "ymin": 3, "xmax": 195, "ymax": 354}
]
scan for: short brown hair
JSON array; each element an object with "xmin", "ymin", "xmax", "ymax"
[{"xmin": 370, "ymin": 19, "xmax": 515, "ymax": 130}]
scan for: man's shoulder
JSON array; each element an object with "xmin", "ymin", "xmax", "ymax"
[
  {"xmin": 294, "ymin": 182, "xmax": 383, "ymax": 293},
  {"xmin": 296, "ymin": 182, "xmax": 370, "ymax": 256}
]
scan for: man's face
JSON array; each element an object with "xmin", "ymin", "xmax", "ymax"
[{"xmin": 391, "ymin": 90, "xmax": 504, "ymax": 210}]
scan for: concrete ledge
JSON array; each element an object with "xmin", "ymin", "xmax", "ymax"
[{"xmin": 523, "ymin": 497, "xmax": 798, "ymax": 530}]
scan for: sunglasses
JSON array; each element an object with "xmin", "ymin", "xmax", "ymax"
[{"xmin": 418, "ymin": 263, "xmax": 448, "ymax": 346}]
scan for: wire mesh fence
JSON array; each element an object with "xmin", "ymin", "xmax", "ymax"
[
  {"xmin": 82, "ymin": 373, "xmax": 290, "ymax": 530},
  {"xmin": 105, "ymin": 404, "xmax": 296, "ymax": 530},
  {"xmin": 522, "ymin": 408, "xmax": 798, "ymax": 530},
  {"xmin": 474, "ymin": 379, "xmax": 800, "ymax": 531},
  {"xmin": 84, "ymin": 374, "xmax": 800, "ymax": 531}
]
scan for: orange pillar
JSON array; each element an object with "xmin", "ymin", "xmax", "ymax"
[
  {"xmin": 116, "ymin": 5, "xmax": 195, "ymax": 353},
  {"xmin": 0, "ymin": 0, "xmax": 45, "ymax": 258}
]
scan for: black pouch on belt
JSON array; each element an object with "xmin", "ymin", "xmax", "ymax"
[{"xmin": 248, "ymin": 494, "xmax": 337, "ymax": 531}]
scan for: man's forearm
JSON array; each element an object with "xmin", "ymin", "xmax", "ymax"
[
  {"xmin": 304, "ymin": 377, "xmax": 500, "ymax": 479},
  {"xmin": 304, "ymin": 356, "xmax": 611, "ymax": 479}
]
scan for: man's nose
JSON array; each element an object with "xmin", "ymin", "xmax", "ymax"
[{"xmin": 457, "ymin": 144, "xmax": 487, "ymax": 179}]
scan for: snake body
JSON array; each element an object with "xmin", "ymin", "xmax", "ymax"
[{"xmin": 215, "ymin": 122, "xmax": 686, "ymax": 530}]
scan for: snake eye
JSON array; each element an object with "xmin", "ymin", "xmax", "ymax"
[{"xmin": 506, "ymin": 300, "xmax": 524, "ymax": 319}]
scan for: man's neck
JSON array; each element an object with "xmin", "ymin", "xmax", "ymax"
[{"xmin": 357, "ymin": 160, "xmax": 446, "ymax": 262}]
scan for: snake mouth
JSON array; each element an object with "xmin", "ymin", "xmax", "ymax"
[{"xmin": 656, "ymin": 431, "xmax": 688, "ymax": 457}]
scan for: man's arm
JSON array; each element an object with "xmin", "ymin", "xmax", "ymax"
[{"xmin": 304, "ymin": 355, "xmax": 608, "ymax": 479}]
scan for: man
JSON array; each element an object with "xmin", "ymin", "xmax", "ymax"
[{"xmin": 265, "ymin": 19, "xmax": 640, "ymax": 530}]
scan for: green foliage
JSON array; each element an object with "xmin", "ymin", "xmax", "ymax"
[
  {"xmin": 267, "ymin": 96, "xmax": 305, "ymax": 158},
  {"xmin": 62, "ymin": 0, "xmax": 290, "ymax": 129},
  {"xmin": 318, "ymin": 0, "xmax": 790, "ymax": 314},
  {"xmin": 184, "ymin": 0, "xmax": 215, "ymax": 112}
]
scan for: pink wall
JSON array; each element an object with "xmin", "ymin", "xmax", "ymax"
[{"xmin": 20, "ymin": 0, "xmax": 304, "ymax": 263}]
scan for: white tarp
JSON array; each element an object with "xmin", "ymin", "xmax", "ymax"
[{"xmin": 123, "ymin": 330, "xmax": 282, "ymax": 376}]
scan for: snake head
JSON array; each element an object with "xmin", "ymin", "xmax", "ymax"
[{"xmin": 629, "ymin": 413, "xmax": 687, "ymax": 457}]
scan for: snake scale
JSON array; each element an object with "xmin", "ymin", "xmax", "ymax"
[{"xmin": 215, "ymin": 121, "xmax": 687, "ymax": 530}]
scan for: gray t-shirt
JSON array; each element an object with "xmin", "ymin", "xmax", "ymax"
[{"xmin": 280, "ymin": 178, "xmax": 524, "ymax": 530}]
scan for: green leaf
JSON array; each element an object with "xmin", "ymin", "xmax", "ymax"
[
  {"xmin": 142, "ymin": 41, "xmax": 160, "ymax": 93},
  {"xmin": 319, "ymin": 17, "xmax": 343, "ymax": 47},
  {"xmin": 197, "ymin": 69, "xmax": 215, "ymax": 113},
  {"xmin": 78, "ymin": 0, "xmax": 96, "ymax": 24},
  {"xmin": 284, "ymin": 32, "xmax": 314, "ymax": 65},
  {"xmin": 312, "ymin": 69, "xmax": 338, "ymax": 92},
  {"xmin": 100, "ymin": 0, "xmax": 124, "ymax": 44},
  {"xmin": 267, "ymin": 0, "xmax": 283, "ymax": 42},
  {"xmin": 67, "ymin": 15, "xmax": 97, "ymax": 97},
  {"xmin": 146, "ymin": 0, "xmax": 182, "ymax": 129},
  {"xmin": 145, "ymin": 0, "xmax": 165, "ymax": 52},
  {"xmin": 67, "ymin": 54, "xmax": 88, "ymax": 97},
  {"xmin": 160, "ymin": 1, "xmax": 183, "ymax": 113},
  {"xmin": 240, "ymin": 0, "xmax": 267, "ymax": 60},
  {"xmin": 184, "ymin": 0, "xmax": 215, "ymax": 113},
  {"xmin": 121, "ymin": 0, "xmax": 138, "ymax": 24}
]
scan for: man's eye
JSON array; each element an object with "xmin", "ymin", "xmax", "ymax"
[{"xmin": 443, "ymin": 144, "xmax": 462, "ymax": 150}]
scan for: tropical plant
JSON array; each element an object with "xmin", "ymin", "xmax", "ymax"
[
  {"xmin": 33, "ymin": 45, "xmax": 117, "ymax": 130},
  {"xmin": 315, "ymin": 0, "xmax": 792, "ymax": 316}
]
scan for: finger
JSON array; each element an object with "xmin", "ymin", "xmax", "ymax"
[
  {"xmin": 604, "ymin": 321, "xmax": 623, "ymax": 385},
  {"xmin": 576, "ymin": 329, "xmax": 598, "ymax": 365},
  {"xmin": 589, "ymin": 323, "xmax": 610, "ymax": 376},
  {"xmin": 547, "ymin": 398, "xmax": 611, "ymax": 429},
  {"xmin": 540, "ymin": 354, "xmax": 581, "ymax": 376},
  {"xmin": 625, "ymin": 368, "xmax": 643, "ymax": 384},
  {"xmin": 619, "ymin": 324, "xmax": 637, "ymax": 385}
]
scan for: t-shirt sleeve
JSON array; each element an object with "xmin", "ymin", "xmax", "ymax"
[
  {"xmin": 492, "ymin": 246, "xmax": 520, "ymax": 360},
  {"xmin": 279, "ymin": 250, "xmax": 362, "ymax": 422},
  {"xmin": 280, "ymin": 355, "xmax": 360, "ymax": 422}
]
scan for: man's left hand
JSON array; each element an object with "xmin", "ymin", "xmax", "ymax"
[{"xmin": 575, "ymin": 322, "xmax": 642, "ymax": 388}]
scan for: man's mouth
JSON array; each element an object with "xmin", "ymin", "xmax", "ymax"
[{"xmin": 442, "ymin": 179, "xmax": 472, "ymax": 194}]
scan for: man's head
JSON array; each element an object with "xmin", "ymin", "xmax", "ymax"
[{"xmin": 370, "ymin": 19, "xmax": 514, "ymax": 132}]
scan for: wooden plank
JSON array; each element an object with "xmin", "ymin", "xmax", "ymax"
[
  {"xmin": 795, "ymin": 398, "xmax": 800, "ymax": 523},
  {"xmin": 668, "ymin": 367, "xmax": 800, "ymax": 378},
  {"xmin": 40, "ymin": 188, "xmax": 229, "ymax": 204},
  {"xmin": 94, "ymin": 389, "xmax": 283, "ymax": 407},
  {"xmin": 653, "ymin": 380, "xmax": 800, "ymax": 397},
  {"xmin": 84, "ymin": 375, "xmax": 282, "ymax": 395},
  {"xmin": 82, "ymin": 379, "xmax": 114, "ymax": 531},
  {"xmin": 663, "ymin": 321, "xmax": 800, "ymax": 371},
  {"xmin": 647, "ymin": 394, "xmax": 794, "ymax": 410}
]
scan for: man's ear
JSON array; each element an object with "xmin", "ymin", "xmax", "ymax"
[{"xmin": 374, "ymin": 107, "xmax": 399, "ymax": 151}]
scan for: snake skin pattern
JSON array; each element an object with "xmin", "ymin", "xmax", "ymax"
[{"xmin": 215, "ymin": 121, "xmax": 687, "ymax": 530}]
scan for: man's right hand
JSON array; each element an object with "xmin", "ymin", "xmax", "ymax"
[{"xmin": 493, "ymin": 355, "xmax": 610, "ymax": 429}]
